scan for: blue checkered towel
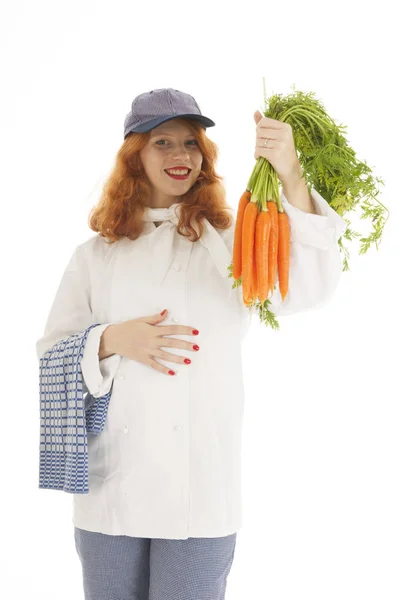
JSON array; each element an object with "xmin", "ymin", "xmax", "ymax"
[{"xmin": 38, "ymin": 323, "xmax": 113, "ymax": 494}]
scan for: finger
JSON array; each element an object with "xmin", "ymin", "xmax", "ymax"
[
  {"xmin": 256, "ymin": 137, "xmax": 278, "ymax": 149},
  {"xmin": 157, "ymin": 336, "xmax": 197, "ymax": 353},
  {"xmin": 155, "ymin": 324, "xmax": 198, "ymax": 337},
  {"xmin": 146, "ymin": 356, "xmax": 177, "ymax": 376},
  {"xmin": 256, "ymin": 127, "xmax": 285, "ymax": 140},
  {"xmin": 257, "ymin": 117, "xmax": 286, "ymax": 130},
  {"xmin": 254, "ymin": 145, "xmax": 276, "ymax": 160},
  {"xmin": 152, "ymin": 347, "xmax": 191, "ymax": 365},
  {"xmin": 258, "ymin": 127, "xmax": 289, "ymax": 140}
]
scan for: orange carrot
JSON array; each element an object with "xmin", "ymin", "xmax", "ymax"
[
  {"xmin": 241, "ymin": 200, "xmax": 258, "ymax": 305},
  {"xmin": 252, "ymin": 235, "xmax": 258, "ymax": 302},
  {"xmin": 244, "ymin": 266, "xmax": 253, "ymax": 306},
  {"xmin": 232, "ymin": 191, "xmax": 251, "ymax": 280},
  {"xmin": 255, "ymin": 209, "xmax": 271, "ymax": 303},
  {"xmin": 246, "ymin": 253, "xmax": 253, "ymax": 307},
  {"xmin": 244, "ymin": 285, "xmax": 253, "ymax": 306},
  {"xmin": 277, "ymin": 210, "xmax": 290, "ymax": 301},
  {"xmin": 266, "ymin": 200, "xmax": 278, "ymax": 298}
]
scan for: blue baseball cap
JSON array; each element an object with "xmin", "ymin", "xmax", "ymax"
[{"xmin": 123, "ymin": 88, "xmax": 216, "ymax": 139}]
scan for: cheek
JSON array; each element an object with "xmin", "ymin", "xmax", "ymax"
[
  {"xmin": 145, "ymin": 154, "xmax": 164, "ymax": 177},
  {"xmin": 194, "ymin": 152, "xmax": 203, "ymax": 171}
]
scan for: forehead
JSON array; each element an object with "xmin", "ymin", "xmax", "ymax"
[{"xmin": 150, "ymin": 119, "xmax": 194, "ymax": 135}]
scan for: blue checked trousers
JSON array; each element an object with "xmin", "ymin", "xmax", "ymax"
[{"xmin": 74, "ymin": 526, "xmax": 237, "ymax": 600}]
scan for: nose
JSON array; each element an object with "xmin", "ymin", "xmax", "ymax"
[{"xmin": 171, "ymin": 147, "xmax": 190, "ymax": 159}]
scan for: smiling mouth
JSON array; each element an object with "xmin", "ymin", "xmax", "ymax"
[{"xmin": 164, "ymin": 169, "xmax": 191, "ymax": 179}]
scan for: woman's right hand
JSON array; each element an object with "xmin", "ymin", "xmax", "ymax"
[{"xmin": 101, "ymin": 309, "xmax": 200, "ymax": 376}]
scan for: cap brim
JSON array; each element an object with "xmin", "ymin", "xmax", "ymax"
[{"xmin": 124, "ymin": 114, "xmax": 215, "ymax": 138}]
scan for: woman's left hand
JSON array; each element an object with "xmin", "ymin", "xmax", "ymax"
[{"xmin": 254, "ymin": 110, "xmax": 303, "ymax": 186}]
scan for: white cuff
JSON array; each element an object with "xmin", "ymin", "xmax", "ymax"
[
  {"xmin": 281, "ymin": 186, "xmax": 347, "ymax": 250},
  {"xmin": 81, "ymin": 324, "xmax": 122, "ymax": 398}
]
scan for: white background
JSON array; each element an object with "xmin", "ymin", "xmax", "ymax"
[{"xmin": 2, "ymin": 0, "xmax": 399, "ymax": 598}]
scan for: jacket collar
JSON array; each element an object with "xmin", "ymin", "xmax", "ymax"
[{"xmin": 142, "ymin": 202, "xmax": 233, "ymax": 290}]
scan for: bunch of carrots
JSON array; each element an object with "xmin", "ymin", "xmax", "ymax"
[
  {"xmin": 229, "ymin": 79, "xmax": 388, "ymax": 329},
  {"xmin": 232, "ymin": 155, "xmax": 290, "ymax": 307}
]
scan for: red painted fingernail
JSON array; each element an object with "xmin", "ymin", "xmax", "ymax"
[
  {"xmin": 161, "ymin": 309, "xmax": 167, "ymax": 315},
  {"xmin": 193, "ymin": 345, "xmax": 199, "ymax": 351},
  {"xmin": 184, "ymin": 358, "xmax": 191, "ymax": 364},
  {"xmin": 168, "ymin": 370, "xmax": 175, "ymax": 375},
  {"xmin": 192, "ymin": 329, "xmax": 199, "ymax": 335}
]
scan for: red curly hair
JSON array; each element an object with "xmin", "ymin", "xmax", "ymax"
[{"xmin": 88, "ymin": 117, "xmax": 234, "ymax": 244}]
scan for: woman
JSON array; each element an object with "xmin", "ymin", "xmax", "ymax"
[{"xmin": 36, "ymin": 88, "xmax": 346, "ymax": 600}]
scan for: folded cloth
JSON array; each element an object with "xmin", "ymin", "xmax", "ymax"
[{"xmin": 38, "ymin": 322, "xmax": 112, "ymax": 494}]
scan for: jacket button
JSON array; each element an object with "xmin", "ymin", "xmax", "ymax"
[
  {"xmin": 172, "ymin": 316, "xmax": 180, "ymax": 323},
  {"xmin": 123, "ymin": 426, "xmax": 129, "ymax": 433},
  {"xmin": 117, "ymin": 373, "xmax": 125, "ymax": 380},
  {"xmin": 172, "ymin": 264, "xmax": 181, "ymax": 271},
  {"xmin": 174, "ymin": 425, "xmax": 182, "ymax": 431}
]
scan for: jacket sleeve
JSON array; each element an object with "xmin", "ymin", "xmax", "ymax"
[
  {"xmin": 36, "ymin": 242, "xmax": 122, "ymax": 493},
  {"xmin": 35, "ymin": 243, "xmax": 122, "ymax": 397},
  {"xmin": 266, "ymin": 186, "xmax": 347, "ymax": 317}
]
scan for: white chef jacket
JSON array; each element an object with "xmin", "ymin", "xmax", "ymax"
[{"xmin": 36, "ymin": 186, "xmax": 346, "ymax": 540}]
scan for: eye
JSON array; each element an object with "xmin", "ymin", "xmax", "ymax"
[{"xmin": 155, "ymin": 140, "xmax": 198, "ymax": 146}]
